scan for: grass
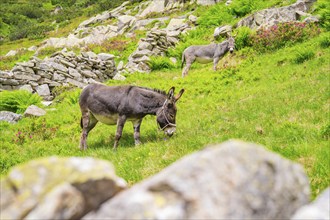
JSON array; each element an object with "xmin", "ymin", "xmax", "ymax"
[{"xmin": 1, "ymin": 33, "xmax": 329, "ymax": 199}]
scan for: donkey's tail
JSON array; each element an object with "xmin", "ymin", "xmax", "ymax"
[{"xmin": 181, "ymin": 52, "xmax": 185, "ymax": 69}]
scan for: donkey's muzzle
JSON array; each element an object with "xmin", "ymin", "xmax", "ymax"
[
  {"xmin": 164, "ymin": 127, "xmax": 176, "ymax": 137},
  {"xmin": 230, "ymin": 48, "xmax": 234, "ymax": 53}
]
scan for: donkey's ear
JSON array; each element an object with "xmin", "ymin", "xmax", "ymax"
[
  {"xmin": 168, "ymin": 87, "xmax": 175, "ymax": 99},
  {"xmin": 175, "ymin": 89, "xmax": 185, "ymax": 102}
]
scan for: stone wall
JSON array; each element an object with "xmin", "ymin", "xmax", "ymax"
[
  {"xmin": 124, "ymin": 17, "xmax": 195, "ymax": 73},
  {"xmin": 0, "ymin": 50, "xmax": 117, "ymax": 100}
]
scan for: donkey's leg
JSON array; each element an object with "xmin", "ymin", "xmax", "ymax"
[
  {"xmin": 213, "ymin": 57, "xmax": 220, "ymax": 71},
  {"xmin": 80, "ymin": 111, "xmax": 98, "ymax": 150},
  {"xmin": 132, "ymin": 119, "xmax": 143, "ymax": 146},
  {"xmin": 182, "ymin": 55, "xmax": 194, "ymax": 77},
  {"xmin": 113, "ymin": 115, "xmax": 127, "ymax": 150}
]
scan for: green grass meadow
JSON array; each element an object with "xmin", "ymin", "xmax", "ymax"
[{"xmin": 1, "ymin": 33, "xmax": 329, "ymax": 199}]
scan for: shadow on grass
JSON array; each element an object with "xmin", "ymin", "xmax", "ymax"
[{"xmin": 88, "ymin": 130, "xmax": 162, "ymax": 150}]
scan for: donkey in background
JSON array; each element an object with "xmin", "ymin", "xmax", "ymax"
[
  {"xmin": 181, "ymin": 36, "xmax": 235, "ymax": 77},
  {"xmin": 79, "ymin": 83, "xmax": 184, "ymax": 150}
]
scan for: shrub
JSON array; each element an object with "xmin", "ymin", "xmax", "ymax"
[
  {"xmin": 229, "ymin": 0, "xmax": 257, "ymax": 17},
  {"xmin": 198, "ymin": 3, "xmax": 234, "ymax": 28},
  {"xmin": 250, "ymin": 22, "xmax": 320, "ymax": 52},
  {"xmin": 314, "ymin": 0, "xmax": 330, "ymax": 31},
  {"xmin": 319, "ymin": 34, "xmax": 330, "ymax": 48},
  {"xmin": 233, "ymin": 26, "xmax": 253, "ymax": 50},
  {"xmin": 320, "ymin": 123, "xmax": 330, "ymax": 140},
  {"xmin": 0, "ymin": 90, "xmax": 42, "ymax": 114},
  {"xmin": 291, "ymin": 47, "xmax": 315, "ymax": 64},
  {"xmin": 148, "ymin": 56, "xmax": 176, "ymax": 71}
]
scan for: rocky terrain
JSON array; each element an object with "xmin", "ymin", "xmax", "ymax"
[{"xmin": 0, "ymin": 0, "xmax": 318, "ymax": 99}]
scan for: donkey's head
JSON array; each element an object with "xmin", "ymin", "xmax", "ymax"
[
  {"xmin": 157, "ymin": 87, "xmax": 184, "ymax": 137},
  {"xmin": 228, "ymin": 36, "xmax": 235, "ymax": 54}
]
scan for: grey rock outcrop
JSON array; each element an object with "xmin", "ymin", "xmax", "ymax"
[
  {"xmin": 237, "ymin": 0, "xmax": 318, "ymax": 29},
  {"xmin": 83, "ymin": 140, "xmax": 310, "ymax": 219},
  {"xmin": 0, "ymin": 111, "xmax": 22, "ymax": 124},
  {"xmin": 0, "ymin": 157, "xmax": 127, "ymax": 220},
  {"xmin": 0, "ymin": 50, "xmax": 117, "ymax": 99}
]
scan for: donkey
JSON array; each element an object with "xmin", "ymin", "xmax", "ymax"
[
  {"xmin": 79, "ymin": 83, "xmax": 184, "ymax": 150},
  {"xmin": 181, "ymin": 36, "xmax": 235, "ymax": 77}
]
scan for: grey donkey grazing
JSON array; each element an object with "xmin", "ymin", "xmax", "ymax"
[
  {"xmin": 79, "ymin": 83, "xmax": 184, "ymax": 150},
  {"xmin": 181, "ymin": 36, "xmax": 235, "ymax": 77}
]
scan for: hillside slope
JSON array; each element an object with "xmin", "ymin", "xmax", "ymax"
[{"xmin": 0, "ymin": 0, "xmax": 329, "ymax": 199}]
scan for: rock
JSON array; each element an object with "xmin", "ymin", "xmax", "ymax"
[
  {"xmin": 0, "ymin": 111, "xmax": 22, "ymax": 123},
  {"xmin": 25, "ymin": 183, "xmax": 85, "ymax": 220},
  {"xmin": 98, "ymin": 53, "xmax": 115, "ymax": 61},
  {"xmin": 133, "ymin": 55, "xmax": 150, "ymax": 63},
  {"xmin": 66, "ymin": 78, "xmax": 87, "ymax": 88},
  {"xmin": 28, "ymin": 46, "xmax": 38, "ymax": 51},
  {"xmin": 139, "ymin": 0, "xmax": 166, "ymax": 18},
  {"xmin": 0, "ymin": 157, "xmax": 127, "ymax": 220},
  {"xmin": 19, "ymin": 85, "xmax": 33, "ymax": 93},
  {"xmin": 23, "ymin": 105, "xmax": 46, "ymax": 117},
  {"xmin": 131, "ymin": 49, "xmax": 152, "ymax": 58},
  {"xmin": 5, "ymin": 50, "xmax": 17, "ymax": 57},
  {"xmin": 41, "ymin": 101, "xmax": 53, "ymax": 106},
  {"xmin": 170, "ymin": 57, "xmax": 177, "ymax": 64},
  {"xmin": 167, "ymin": 30, "xmax": 181, "ymax": 37},
  {"xmin": 138, "ymin": 41, "xmax": 153, "ymax": 50},
  {"xmin": 117, "ymin": 61, "xmax": 124, "ymax": 70},
  {"xmin": 50, "ymin": 62, "xmax": 68, "ymax": 73},
  {"xmin": 83, "ymin": 140, "xmax": 309, "ymax": 219},
  {"xmin": 188, "ymin": 15, "xmax": 197, "ymax": 24},
  {"xmin": 68, "ymin": 67, "xmax": 82, "ymax": 79},
  {"xmin": 1, "ymin": 79, "xmax": 20, "ymax": 86},
  {"xmin": 0, "ymin": 71, "xmax": 13, "ymax": 78},
  {"xmin": 291, "ymin": 187, "xmax": 330, "ymax": 220},
  {"xmin": 166, "ymin": 18, "xmax": 185, "ymax": 31},
  {"xmin": 214, "ymin": 25, "xmax": 232, "ymax": 38},
  {"xmin": 197, "ymin": 0, "xmax": 220, "ymax": 6},
  {"xmin": 59, "ymin": 59, "xmax": 76, "ymax": 68},
  {"xmin": 118, "ymin": 15, "xmax": 136, "ymax": 31},
  {"xmin": 112, "ymin": 73, "xmax": 126, "ymax": 81},
  {"xmin": 36, "ymin": 84, "xmax": 51, "ymax": 97}
]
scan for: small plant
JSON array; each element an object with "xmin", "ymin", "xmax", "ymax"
[
  {"xmin": 229, "ymin": 0, "xmax": 257, "ymax": 17},
  {"xmin": 0, "ymin": 90, "xmax": 42, "ymax": 114},
  {"xmin": 292, "ymin": 48, "xmax": 315, "ymax": 64},
  {"xmin": 250, "ymin": 22, "xmax": 320, "ymax": 52},
  {"xmin": 30, "ymin": 118, "xmax": 59, "ymax": 140},
  {"xmin": 314, "ymin": 0, "xmax": 330, "ymax": 31},
  {"xmin": 148, "ymin": 56, "xmax": 176, "ymax": 71},
  {"xmin": 233, "ymin": 26, "xmax": 253, "ymax": 50},
  {"xmin": 36, "ymin": 46, "xmax": 60, "ymax": 59},
  {"xmin": 319, "ymin": 34, "xmax": 330, "ymax": 48},
  {"xmin": 12, "ymin": 130, "xmax": 32, "ymax": 145},
  {"xmin": 320, "ymin": 124, "xmax": 330, "ymax": 140}
]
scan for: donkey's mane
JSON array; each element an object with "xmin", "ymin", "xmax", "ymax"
[{"xmin": 136, "ymin": 86, "xmax": 166, "ymax": 96}]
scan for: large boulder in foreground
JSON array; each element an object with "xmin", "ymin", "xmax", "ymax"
[
  {"xmin": 291, "ymin": 187, "xmax": 330, "ymax": 220},
  {"xmin": 84, "ymin": 140, "xmax": 310, "ymax": 219},
  {"xmin": 0, "ymin": 157, "xmax": 127, "ymax": 220}
]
